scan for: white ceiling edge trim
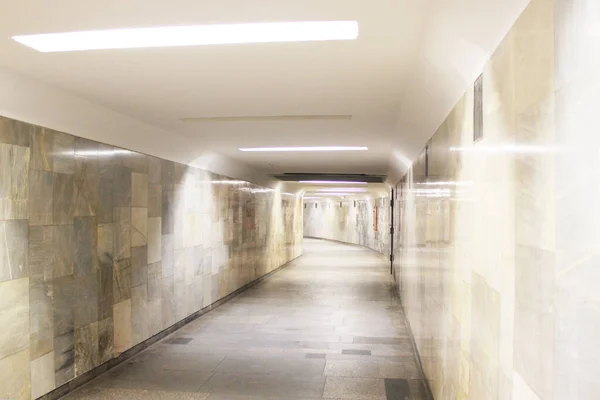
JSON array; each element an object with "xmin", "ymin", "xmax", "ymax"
[{"xmin": 0, "ymin": 67, "xmax": 273, "ymax": 187}]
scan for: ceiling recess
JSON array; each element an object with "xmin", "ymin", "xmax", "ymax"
[
  {"xmin": 274, "ymin": 173, "xmax": 386, "ymax": 183},
  {"xmin": 181, "ymin": 115, "xmax": 352, "ymax": 123}
]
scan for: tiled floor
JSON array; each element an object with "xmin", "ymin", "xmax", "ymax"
[{"xmin": 63, "ymin": 239, "xmax": 430, "ymax": 400}]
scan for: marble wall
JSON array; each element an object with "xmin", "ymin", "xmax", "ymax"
[
  {"xmin": 393, "ymin": 0, "xmax": 600, "ymax": 398},
  {"xmin": 303, "ymin": 198, "xmax": 390, "ymax": 256},
  {"xmin": 0, "ymin": 115, "xmax": 303, "ymax": 399}
]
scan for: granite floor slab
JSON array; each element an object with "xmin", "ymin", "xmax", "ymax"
[{"xmin": 60, "ymin": 239, "xmax": 429, "ymax": 400}]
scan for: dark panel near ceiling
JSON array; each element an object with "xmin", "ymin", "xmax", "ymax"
[{"xmin": 273, "ymin": 173, "xmax": 386, "ymax": 183}]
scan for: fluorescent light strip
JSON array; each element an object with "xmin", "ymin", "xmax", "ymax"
[
  {"xmin": 300, "ymin": 181, "xmax": 368, "ymax": 185},
  {"xmin": 239, "ymin": 146, "xmax": 367, "ymax": 152},
  {"xmin": 316, "ymin": 188, "xmax": 366, "ymax": 193},
  {"xmin": 13, "ymin": 21, "xmax": 359, "ymax": 53}
]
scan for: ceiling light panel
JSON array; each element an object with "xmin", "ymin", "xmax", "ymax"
[
  {"xmin": 300, "ymin": 181, "xmax": 368, "ymax": 185},
  {"xmin": 316, "ymin": 188, "xmax": 367, "ymax": 192},
  {"xmin": 239, "ymin": 146, "xmax": 368, "ymax": 152},
  {"xmin": 13, "ymin": 21, "xmax": 359, "ymax": 53},
  {"xmin": 181, "ymin": 115, "xmax": 352, "ymax": 123}
]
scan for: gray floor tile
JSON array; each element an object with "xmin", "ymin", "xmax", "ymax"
[
  {"xmin": 214, "ymin": 357, "xmax": 325, "ymax": 376},
  {"xmin": 322, "ymin": 376, "xmax": 387, "ymax": 399},
  {"xmin": 200, "ymin": 372, "xmax": 326, "ymax": 398},
  {"xmin": 324, "ymin": 359, "xmax": 379, "ymax": 378}
]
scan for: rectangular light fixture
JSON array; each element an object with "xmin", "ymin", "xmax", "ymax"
[
  {"xmin": 317, "ymin": 188, "xmax": 366, "ymax": 193},
  {"xmin": 300, "ymin": 181, "xmax": 368, "ymax": 185},
  {"xmin": 12, "ymin": 21, "xmax": 359, "ymax": 53},
  {"xmin": 239, "ymin": 146, "xmax": 367, "ymax": 152}
]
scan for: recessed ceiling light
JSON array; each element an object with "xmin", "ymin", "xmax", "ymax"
[
  {"xmin": 300, "ymin": 181, "xmax": 368, "ymax": 184},
  {"xmin": 317, "ymin": 188, "xmax": 366, "ymax": 192},
  {"xmin": 239, "ymin": 146, "xmax": 368, "ymax": 152},
  {"xmin": 12, "ymin": 21, "xmax": 359, "ymax": 53}
]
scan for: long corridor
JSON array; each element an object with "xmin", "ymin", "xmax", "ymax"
[{"xmin": 64, "ymin": 239, "xmax": 429, "ymax": 400}]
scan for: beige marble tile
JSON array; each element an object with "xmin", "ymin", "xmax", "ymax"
[
  {"xmin": 29, "ymin": 169, "xmax": 53, "ymax": 226},
  {"xmin": 114, "ymin": 207, "xmax": 131, "ymax": 260},
  {"xmin": 0, "ymin": 348, "xmax": 31, "ymax": 400},
  {"xmin": 113, "ymin": 299, "xmax": 132, "ymax": 355},
  {"xmin": 75, "ymin": 322, "xmax": 99, "ymax": 376},
  {"xmin": 131, "ymin": 207, "xmax": 148, "ymax": 247},
  {"xmin": 30, "ymin": 127, "xmax": 53, "ymax": 172},
  {"xmin": 0, "ymin": 277, "xmax": 30, "ymax": 360},
  {"xmin": 31, "ymin": 351, "xmax": 56, "ymax": 399},
  {"xmin": 52, "ymin": 131, "xmax": 75, "ymax": 175},
  {"xmin": 131, "ymin": 173, "xmax": 148, "ymax": 208},
  {"xmin": 0, "ymin": 143, "xmax": 29, "ymax": 220},
  {"xmin": 0, "ymin": 219, "xmax": 29, "ymax": 283}
]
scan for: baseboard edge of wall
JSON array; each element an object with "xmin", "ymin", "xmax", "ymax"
[{"xmin": 37, "ymin": 253, "xmax": 303, "ymax": 400}]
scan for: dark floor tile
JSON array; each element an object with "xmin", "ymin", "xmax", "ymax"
[
  {"xmin": 164, "ymin": 337, "xmax": 193, "ymax": 345},
  {"xmin": 342, "ymin": 349, "xmax": 372, "ymax": 356},
  {"xmin": 305, "ymin": 353, "xmax": 327, "ymax": 359},
  {"xmin": 354, "ymin": 336, "xmax": 411, "ymax": 345},
  {"xmin": 384, "ymin": 378, "xmax": 411, "ymax": 400}
]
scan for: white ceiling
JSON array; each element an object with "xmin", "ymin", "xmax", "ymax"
[{"xmin": 0, "ymin": 0, "xmax": 529, "ymax": 185}]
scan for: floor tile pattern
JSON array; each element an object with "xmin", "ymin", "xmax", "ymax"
[{"xmin": 63, "ymin": 239, "xmax": 430, "ymax": 400}]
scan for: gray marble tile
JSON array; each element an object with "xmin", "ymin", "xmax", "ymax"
[
  {"xmin": 148, "ymin": 262, "xmax": 162, "ymax": 300},
  {"xmin": 148, "ymin": 157, "xmax": 161, "ymax": 184},
  {"xmin": 160, "ymin": 159, "xmax": 174, "ymax": 184},
  {"xmin": 74, "ymin": 272, "xmax": 99, "ymax": 329},
  {"xmin": 75, "ymin": 321, "xmax": 99, "ymax": 376},
  {"xmin": 161, "ymin": 186, "xmax": 174, "ymax": 235},
  {"xmin": 52, "ymin": 131, "xmax": 75, "ymax": 175},
  {"xmin": 147, "ymin": 217, "xmax": 162, "ymax": 264},
  {"xmin": 74, "ymin": 216, "xmax": 99, "ymax": 277},
  {"xmin": 30, "ymin": 280, "xmax": 54, "ymax": 359},
  {"xmin": 131, "ymin": 173, "xmax": 148, "ymax": 207},
  {"xmin": 74, "ymin": 137, "xmax": 99, "ymax": 172},
  {"xmin": 98, "ymin": 260, "xmax": 114, "ymax": 320},
  {"xmin": 97, "ymin": 223, "xmax": 114, "ymax": 270},
  {"xmin": 161, "ymin": 234, "xmax": 174, "ymax": 277},
  {"xmin": 98, "ymin": 317, "xmax": 114, "ymax": 364},
  {"xmin": 0, "ymin": 116, "xmax": 32, "ymax": 147},
  {"xmin": 113, "ymin": 258, "xmax": 132, "ymax": 303},
  {"xmin": 0, "ymin": 277, "xmax": 30, "ymax": 360},
  {"xmin": 131, "ymin": 245, "xmax": 148, "ymax": 288},
  {"xmin": 98, "ymin": 177, "xmax": 114, "ymax": 224},
  {"xmin": 53, "ymin": 275, "xmax": 75, "ymax": 336},
  {"xmin": 30, "ymin": 126, "xmax": 53, "ymax": 172},
  {"xmin": 31, "ymin": 351, "xmax": 56, "ymax": 399},
  {"xmin": 29, "ymin": 169, "xmax": 54, "ymax": 225},
  {"xmin": 55, "ymin": 330, "xmax": 75, "ymax": 386},
  {"xmin": 98, "ymin": 145, "xmax": 119, "ymax": 181},
  {"xmin": 0, "ymin": 143, "xmax": 29, "ymax": 220},
  {"xmin": 148, "ymin": 184, "xmax": 162, "ymax": 218},
  {"xmin": 53, "ymin": 172, "xmax": 75, "ymax": 225},
  {"xmin": 131, "ymin": 207, "xmax": 148, "ymax": 247},
  {"xmin": 74, "ymin": 165, "xmax": 100, "ymax": 217},
  {"xmin": 121, "ymin": 151, "xmax": 147, "ymax": 174},
  {"xmin": 0, "ymin": 219, "xmax": 29, "ymax": 282},
  {"xmin": 113, "ymin": 167, "xmax": 131, "ymax": 207},
  {"xmin": 54, "ymin": 224, "xmax": 75, "ymax": 278},
  {"xmin": 29, "ymin": 226, "xmax": 54, "ymax": 283},
  {"xmin": 114, "ymin": 207, "xmax": 131, "ymax": 261}
]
